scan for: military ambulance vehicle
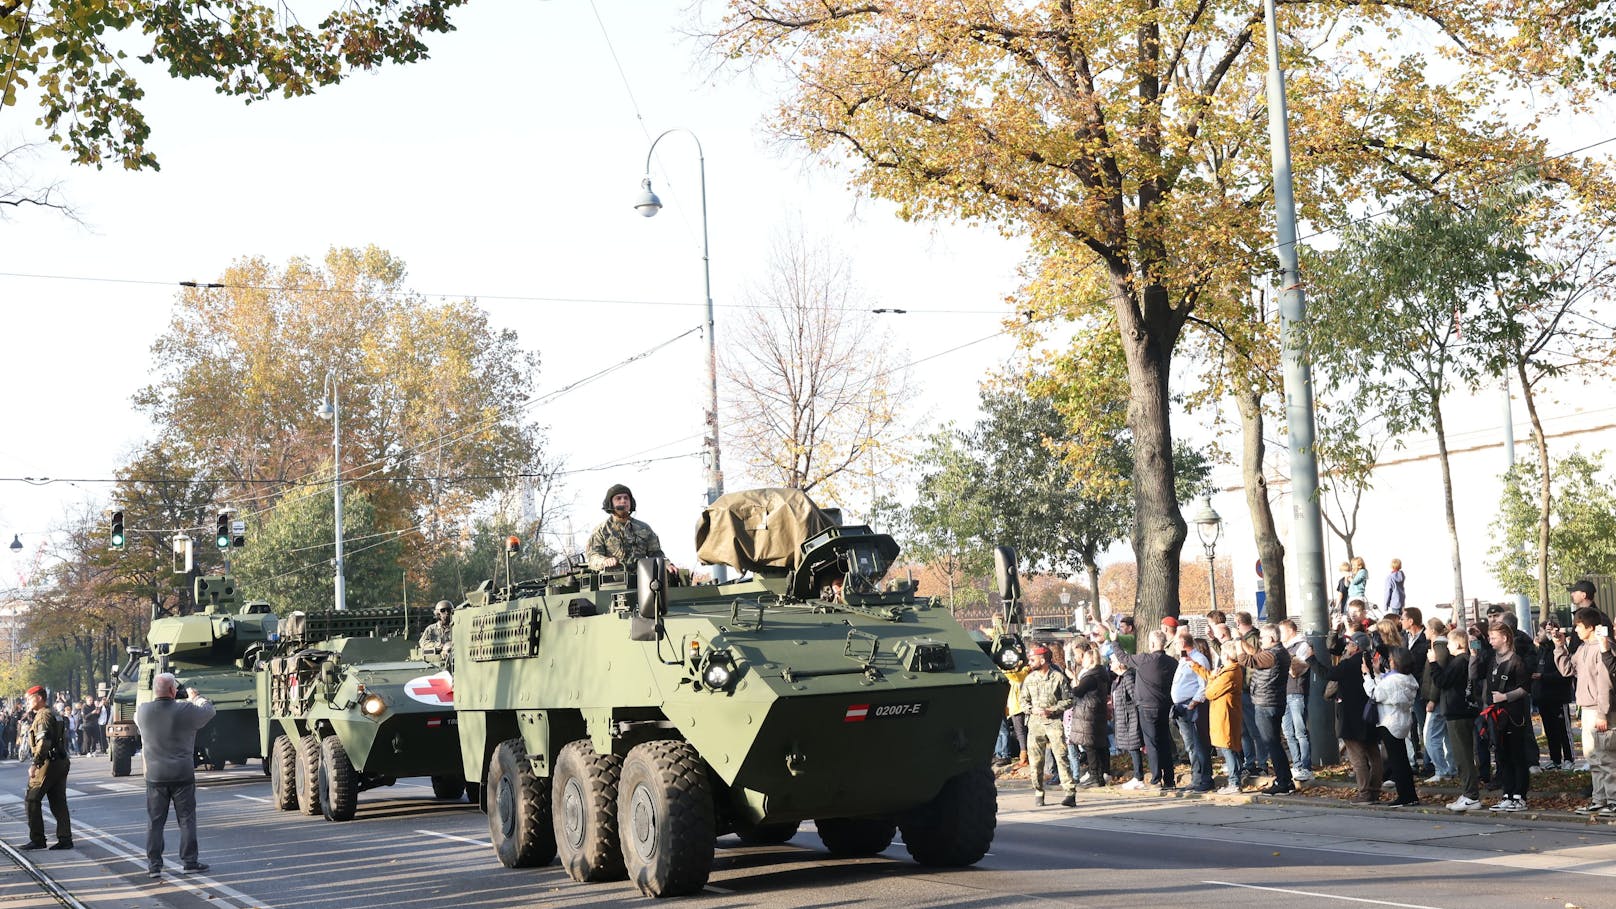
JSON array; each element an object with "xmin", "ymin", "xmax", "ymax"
[
  {"xmin": 107, "ymin": 575, "xmax": 276, "ymax": 776},
  {"xmin": 255, "ymin": 606, "xmax": 469, "ymax": 821},
  {"xmin": 451, "ymin": 488, "xmax": 1009, "ymax": 898}
]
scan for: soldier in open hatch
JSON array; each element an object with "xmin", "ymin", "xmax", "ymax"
[
  {"xmin": 586, "ymin": 483, "xmax": 665, "ymax": 571},
  {"xmin": 419, "ymin": 601, "xmax": 454, "ymax": 669}
]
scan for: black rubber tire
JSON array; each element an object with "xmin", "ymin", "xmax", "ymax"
[
  {"xmin": 734, "ymin": 820, "xmax": 799, "ymax": 845},
  {"xmin": 294, "ymin": 734, "xmax": 322, "ymax": 816},
  {"xmin": 618, "ymin": 740, "xmax": 715, "ymax": 898},
  {"xmin": 269, "ymin": 736, "xmax": 298, "ymax": 811},
  {"xmin": 319, "ymin": 736, "xmax": 358, "ymax": 822},
  {"xmin": 815, "ymin": 817, "xmax": 896, "ymax": 857},
  {"xmin": 109, "ymin": 738, "xmax": 134, "ymax": 777},
  {"xmin": 553, "ymin": 739, "xmax": 626, "ymax": 882},
  {"xmin": 487, "ymin": 738, "xmax": 555, "ymax": 868},
  {"xmin": 899, "ymin": 766, "xmax": 997, "ymax": 866},
  {"xmin": 431, "ymin": 775, "xmax": 466, "ymax": 800}
]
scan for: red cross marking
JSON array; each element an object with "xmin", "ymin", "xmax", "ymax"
[{"xmin": 408, "ymin": 676, "xmax": 454, "ymax": 704}]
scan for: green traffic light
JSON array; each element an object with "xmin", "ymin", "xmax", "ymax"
[
  {"xmin": 216, "ymin": 534, "xmax": 230, "ymax": 550},
  {"xmin": 111, "ymin": 532, "xmax": 125, "ymax": 550}
]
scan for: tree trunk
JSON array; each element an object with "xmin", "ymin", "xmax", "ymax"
[
  {"xmin": 1513, "ymin": 359, "xmax": 1553, "ymax": 623},
  {"xmin": 1118, "ymin": 298, "xmax": 1186, "ymax": 630},
  {"xmin": 1431, "ymin": 397, "xmax": 1466, "ymax": 613},
  {"xmin": 1235, "ymin": 385, "xmax": 1287, "ymax": 621},
  {"xmin": 1085, "ymin": 553, "xmax": 1102, "ymax": 626}
]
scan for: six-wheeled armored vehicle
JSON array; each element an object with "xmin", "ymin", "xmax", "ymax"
[
  {"xmin": 451, "ymin": 488, "xmax": 1009, "ymax": 897},
  {"xmin": 107, "ymin": 575, "xmax": 277, "ymax": 776},
  {"xmin": 255, "ymin": 606, "xmax": 471, "ymax": 821}
]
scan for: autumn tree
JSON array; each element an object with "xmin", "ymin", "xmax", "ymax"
[
  {"xmin": 713, "ymin": 0, "xmax": 1612, "ymax": 628},
  {"xmin": 231, "ymin": 476, "xmax": 402, "ymax": 615},
  {"xmin": 0, "ymin": 0, "xmax": 468, "ymax": 171},
  {"xmin": 135, "ymin": 246, "xmax": 546, "ymax": 585},
  {"xmin": 1312, "ymin": 405, "xmax": 1390, "ymax": 563},
  {"xmin": 107, "ymin": 441, "xmax": 223, "ymax": 618},
  {"xmin": 722, "ymin": 228, "xmax": 909, "ymax": 502}
]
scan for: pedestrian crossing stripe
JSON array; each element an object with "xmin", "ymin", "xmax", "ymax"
[
  {"xmin": 0, "ymin": 794, "xmax": 19, "ymax": 805},
  {"xmin": 63, "ymin": 788, "xmax": 85, "ymax": 798},
  {"xmin": 96, "ymin": 782, "xmax": 140, "ymax": 792}
]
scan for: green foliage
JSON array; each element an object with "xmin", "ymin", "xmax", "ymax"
[
  {"xmin": 0, "ymin": 1, "xmax": 468, "ymax": 170},
  {"xmin": 425, "ymin": 517, "xmax": 555, "ymax": 603},
  {"xmin": 231, "ymin": 477, "xmax": 401, "ymax": 614},
  {"xmin": 1490, "ymin": 452, "xmax": 1616, "ymax": 597}
]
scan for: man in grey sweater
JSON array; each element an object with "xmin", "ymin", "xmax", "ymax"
[{"xmin": 134, "ymin": 673, "xmax": 216, "ymax": 878}]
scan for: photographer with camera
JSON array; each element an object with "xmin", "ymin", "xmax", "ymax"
[{"xmin": 1551, "ymin": 604, "xmax": 1616, "ymax": 815}]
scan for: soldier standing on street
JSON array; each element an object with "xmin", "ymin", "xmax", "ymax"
[
  {"xmin": 420, "ymin": 601, "xmax": 455, "ymax": 671},
  {"xmin": 21, "ymin": 684, "xmax": 71, "ymax": 850},
  {"xmin": 1020, "ymin": 645, "xmax": 1078, "ymax": 807},
  {"xmin": 586, "ymin": 484, "xmax": 665, "ymax": 571}
]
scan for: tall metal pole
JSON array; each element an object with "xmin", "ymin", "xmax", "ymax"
[
  {"xmin": 322, "ymin": 373, "xmax": 348, "ymax": 611},
  {"xmin": 1263, "ymin": 0, "xmax": 1333, "ymax": 761},
  {"xmin": 640, "ymin": 129, "xmax": 726, "ymax": 582},
  {"xmin": 1503, "ymin": 376, "xmax": 1531, "ymax": 629}
]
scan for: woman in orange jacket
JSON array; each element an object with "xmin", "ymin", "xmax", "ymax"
[{"xmin": 1195, "ymin": 640, "xmax": 1246, "ymax": 793}]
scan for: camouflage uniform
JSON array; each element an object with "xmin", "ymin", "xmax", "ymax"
[
  {"xmin": 1021, "ymin": 666, "xmax": 1077, "ymax": 796},
  {"xmin": 419, "ymin": 621, "xmax": 453, "ymax": 671},
  {"xmin": 586, "ymin": 517, "xmax": 664, "ymax": 571},
  {"xmin": 25, "ymin": 708, "xmax": 71, "ymax": 846}
]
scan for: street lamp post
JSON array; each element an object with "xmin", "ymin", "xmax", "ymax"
[
  {"xmin": 1192, "ymin": 498, "xmax": 1223, "ymax": 614},
  {"xmin": 1060, "ymin": 590, "xmax": 1072, "ymax": 629},
  {"xmin": 317, "ymin": 372, "xmax": 347, "ymax": 611},
  {"xmin": 634, "ymin": 128, "xmax": 726, "ymax": 582}
]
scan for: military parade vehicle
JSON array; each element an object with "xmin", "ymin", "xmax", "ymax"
[
  {"xmin": 107, "ymin": 575, "xmax": 277, "ymax": 777},
  {"xmin": 451, "ymin": 487, "xmax": 1009, "ymax": 898},
  {"xmin": 254, "ymin": 605, "xmax": 471, "ymax": 821}
]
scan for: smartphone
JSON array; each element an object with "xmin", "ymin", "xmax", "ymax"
[{"xmin": 1599, "ymin": 626, "xmax": 1610, "ymax": 639}]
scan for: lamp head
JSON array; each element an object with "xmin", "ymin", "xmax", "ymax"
[
  {"xmin": 316, "ymin": 400, "xmax": 334, "ymax": 420},
  {"xmin": 1191, "ymin": 498, "xmax": 1222, "ymax": 546},
  {"xmin": 634, "ymin": 177, "xmax": 662, "ymax": 218}
]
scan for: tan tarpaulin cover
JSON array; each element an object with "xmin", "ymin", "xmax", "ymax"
[{"xmin": 694, "ymin": 488, "xmax": 836, "ymax": 574}]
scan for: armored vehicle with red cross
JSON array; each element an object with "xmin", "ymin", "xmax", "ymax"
[
  {"xmin": 254, "ymin": 605, "xmax": 473, "ymax": 821},
  {"xmin": 450, "ymin": 487, "xmax": 1009, "ymax": 898}
]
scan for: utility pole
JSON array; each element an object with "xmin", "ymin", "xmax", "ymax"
[{"xmin": 1262, "ymin": 0, "xmax": 1334, "ymax": 762}]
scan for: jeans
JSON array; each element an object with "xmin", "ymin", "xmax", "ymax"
[
  {"xmin": 1217, "ymin": 746, "xmax": 1242, "ymax": 785},
  {"xmin": 1252, "ymin": 703, "xmax": 1293, "ymax": 787},
  {"xmin": 1282, "ymin": 693, "xmax": 1312, "ymax": 771},
  {"xmin": 146, "ymin": 781, "xmax": 200, "ymax": 872},
  {"xmin": 995, "ymin": 717, "xmax": 1013, "ymax": 761},
  {"xmin": 1240, "ymin": 691, "xmax": 1266, "ymax": 773},
  {"xmin": 1173, "ymin": 703, "xmax": 1213, "ymax": 790},
  {"xmin": 1424, "ymin": 710, "xmax": 1453, "ymax": 777}
]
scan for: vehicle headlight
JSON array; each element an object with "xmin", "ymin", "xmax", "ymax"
[
  {"xmin": 701, "ymin": 654, "xmax": 736, "ymax": 691},
  {"xmin": 361, "ymin": 694, "xmax": 386, "ymax": 716}
]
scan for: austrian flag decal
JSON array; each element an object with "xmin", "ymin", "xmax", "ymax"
[
  {"xmin": 404, "ymin": 671, "xmax": 454, "ymax": 706},
  {"xmin": 843, "ymin": 701, "xmax": 929, "ymax": 723},
  {"xmin": 844, "ymin": 704, "xmax": 869, "ymax": 723}
]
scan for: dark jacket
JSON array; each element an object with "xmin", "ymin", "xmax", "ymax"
[
  {"xmin": 1534, "ymin": 636, "xmax": 1575, "ymax": 706},
  {"xmin": 1484, "ymin": 650, "xmax": 1531, "ymax": 727},
  {"xmin": 1241, "ymin": 644, "xmax": 1292, "ymax": 708},
  {"xmin": 1069, "ymin": 666, "xmax": 1110, "ymax": 749},
  {"xmin": 1128, "ymin": 651, "xmax": 1177, "ymax": 713},
  {"xmin": 1111, "ymin": 669, "xmax": 1143, "ymax": 751},
  {"xmin": 1435, "ymin": 647, "xmax": 1478, "ymax": 719},
  {"xmin": 1329, "ymin": 651, "xmax": 1376, "ymax": 742},
  {"xmin": 1406, "ymin": 630, "xmax": 1429, "ymax": 672},
  {"xmin": 1419, "ymin": 638, "xmax": 1449, "ymax": 704}
]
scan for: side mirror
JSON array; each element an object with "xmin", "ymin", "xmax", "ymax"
[
  {"xmin": 994, "ymin": 546, "xmax": 1021, "ymax": 601},
  {"xmin": 632, "ymin": 557, "xmax": 667, "ymax": 642}
]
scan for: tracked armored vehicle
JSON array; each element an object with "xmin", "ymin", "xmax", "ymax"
[
  {"xmin": 255, "ymin": 605, "xmax": 471, "ymax": 821},
  {"xmin": 452, "ymin": 488, "xmax": 1009, "ymax": 898},
  {"xmin": 107, "ymin": 575, "xmax": 277, "ymax": 777}
]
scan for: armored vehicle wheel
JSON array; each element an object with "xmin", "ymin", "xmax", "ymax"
[
  {"xmin": 269, "ymin": 736, "xmax": 298, "ymax": 811},
  {"xmin": 618, "ymin": 740, "xmax": 714, "ymax": 898},
  {"xmin": 815, "ymin": 817, "xmax": 896, "ymax": 857},
  {"xmin": 318, "ymin": 736, "xmax": 358, "ymax": 822},
  {"xmin": 487, "ymin": 738, "xmax": 555, "ymax": 868},
  {"xmin": 899, "ymin": 766, "xmax": 996, "ymax": 866},
  {"xmin": 431, "ymin": 775, "xmax": 466, "ymax": 800},
  {"xmin": 109, "ymin": 738, "xmax": 134, "ymax": 777},
  {"xmin": 553, "ymin": 739, "xmax": 626, "ymax": 883},
  {"xmin": 294, "ymin": 734, "xmax": 322, "ymax": 816},
  {"xmin": 734, "ymin": 820, "xmax": 799, "ymax": 845}
]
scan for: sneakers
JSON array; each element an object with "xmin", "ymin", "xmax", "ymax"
[
  {"xmin": 47, "ymin": 841, "xmax": 73, "ymax": 850},
  {"xmin": 1597, "ymin": 805, "xmax": 1616, "ymax": 817},
  {"xmin": 1423, "ymin": 773, "xmax": 1447, "ymax": 785},
  {"xmin": 1261, "ymin": 782, "xmax": 1297, "ymax": 795},
  {"xmin": 147, "ymin": 870, "xmax": 161, "ymax": 880},
  {"xmin": 1078, "ymin": 772, "xmax": 1093, "ymax": 784},
  {"xmin": 1216, "ymin": 784, "xmax": 1242, "ymax": 795},
  {"xmin": 18, "ymin": 842, "xmax": 46, "ymax": 851},
  {"xmin": 1382, "ymin": 779, "xmax": 1397, "ymax": 789},
  {"xmin": 1387, "ymin": 798, "xmax": 1420, "ymax": 808},
  {"xmin": 1575, "ymin": 802, "xmax": 1608, "ymax": 815},
  {"xmin": 1488, "ymin": 796, "xmax": 1525, "ymax": 812},
  {"xmin": 1563, "ymin": 761, "xmax": 1579, "ymax": 771},
  {"xmin": 1293, "ymin": 769, "xmax": 1315, "ymax": 782},
  {"xmin": 1529, "ymin": 764, "xmax": 1542, "ymax": 775},
  {"xmin": 1120, "ymin": 778, "xmax": 1149, "ymax": 791},
  {"xmin": 1447, "ymin": 795, "xmax": 1482, "ymax": 812},
  {"xmin": 1059, "ymin": 794, "xmax": 1077, "ymax": 808}
]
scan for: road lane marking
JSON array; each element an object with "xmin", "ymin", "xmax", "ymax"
[
  {"xmin": 97, "ymin": 782, "xmax": 141, "ymax": 792},
  {"xmin": 1205, "ymin": 880, "xmax": 1445, "ymax": 908},
  {"xmin": 704, "ymin": 884, "xmax": 734, "ymax": 894},
  {"xmin": 414, "ymin": 828, "xmax": 490, "ymax": 847},
  {"xmin": 234, "ymin": 794, "xmax": 270, "ymax": 803},
  {"xmin": 64, "ymin": 788, "xmax": 85, "ymax": 797},
  {"xmin": 70, "ymin": 818, "xmax": 267, "ymax": 909}
]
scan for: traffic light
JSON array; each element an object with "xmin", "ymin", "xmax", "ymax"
[
  {"xmin": 215, "ymin": 512, "xmax": 230, "ymax": 550},
  {"xmin": 110, "ymin": 511, "xmax": 125, "ymax": 550}
]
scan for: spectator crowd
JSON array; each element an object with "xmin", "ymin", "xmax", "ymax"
[
  {"xmin": 995, "ymin": 567, "xmax": 1616, "ymax": 817},
  {"xmin": 0, "ymin": 692, "xmax": 110, "ymax": 762}
]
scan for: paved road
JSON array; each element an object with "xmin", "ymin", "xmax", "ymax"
[{"xmin": 2, "ymin": 753, "xmax": 1615, "ymax": 908}]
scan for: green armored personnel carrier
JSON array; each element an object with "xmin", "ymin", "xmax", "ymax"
[
  {"xmin": 452, "ymin": 488, "xmax": 1009, "ymax": 898},
  {"xmin": 255, "ymin": 606, "xmax": 471, "ymax": 821},
  {"xmin": 107, "ymin": 575, "xmax": 277, "ymax": 777}
]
